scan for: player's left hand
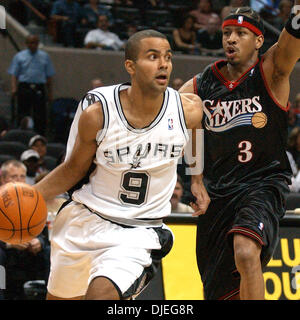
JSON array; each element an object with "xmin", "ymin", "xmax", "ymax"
[
  {"xmin": 28, "ymin": 238, "xmax": 42, "ymax": 255},
  {"xmin": 190, "ymin": 180, "xmax": 210, "ymax": 216}
]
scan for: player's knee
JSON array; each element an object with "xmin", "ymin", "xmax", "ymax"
[
  {"xmin": 85, "ymin": 276, "xmax": 120, "ymax": 300},
  {"xmin": 233, "ymin": 234, "xmax": 261, "ymax": 272}
]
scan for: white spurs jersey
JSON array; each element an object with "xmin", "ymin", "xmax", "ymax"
[{"xmin": 66, "ymin": 83, "xmax": 189, "ymax": 227}]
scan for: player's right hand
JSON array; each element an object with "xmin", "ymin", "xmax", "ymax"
[{"xmin": 190, "ymin": 180, "xmax": 210, "ymax": 216}]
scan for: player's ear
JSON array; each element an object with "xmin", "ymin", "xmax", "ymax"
[
  {"xmin": 255, "ymin": 34, "xmax": 264, "ymax": 50},
  {"xmin": 125, "ymin": 59, "xmax": 135, "ymax": 75}
]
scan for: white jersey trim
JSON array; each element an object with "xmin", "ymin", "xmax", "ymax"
[
  {"xmin": 83, "ymin": 90, "xmax": 110, "ymax": 144},
  {"xmin": 114, "ymin": 83, "xmax": 170, "ymax": 133},
  {"xmin": 175, "ymin": 91, "xmax": 189, "ymax": 142}
]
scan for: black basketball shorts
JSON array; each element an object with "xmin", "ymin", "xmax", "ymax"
[{"xmin": 196, "ymin": 180, "xmax": 289, "ymax": 300}]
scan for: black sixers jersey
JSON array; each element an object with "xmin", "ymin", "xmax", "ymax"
[{"xmin": 194, "ymin": 57, "xmax": 292, "ymax": 197}]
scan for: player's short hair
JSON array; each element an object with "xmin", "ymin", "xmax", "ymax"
[
  {"xmin": 125, "ymin": 29, "xmax": 168, "ymax": 62},
  {"xmin": 230, "ymin": 6, "xmax": 261, "ymax": 24}
]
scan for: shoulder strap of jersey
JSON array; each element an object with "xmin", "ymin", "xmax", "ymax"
[
  {"xmin": 81, "ymin": 88, "xmax": 110, "ymax": 144},
  {"xmin": 174, "ymin": 90, "xmax": 189, "ymax": 142}
]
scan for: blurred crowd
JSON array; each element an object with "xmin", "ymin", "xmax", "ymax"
[{"xmin": 7, "ymin": 0, "xmax": 294, "ymax": 55}]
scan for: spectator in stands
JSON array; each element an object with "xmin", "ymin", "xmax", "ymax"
[
  {"xmin": 121, "ymin": 24, "xmax": 138, "ymax": 42},
  {"xmin": 91, "ymin": 78, "xmax": 104, "ymax": 89},
  {"xmin": 212, "ymin": 0, "xmax": 232, "ymax": 13},
  {"xmin": 142, "ymin": 0, "xmax": 166, "ymax": 9},
  {"xmin": 0, "ymin": 116, "xmax": 8, "ymax": 138},
  {"xmin": 171, "ymin": 78, "xmax": 184, "ymax": 91},
  {"xmin": 197, "ymin": 15, "xmax": 223, "ymax": 56},
  {"xmin": 114, "ymin": 0, "xmax": 134, "ymax": 5},
  {"xmin": 288, "ymin": 108, "xmax": 300, "ymax": 135},
  {"xmin": 293, "ymin": 93, "xmax": 300, "ymax": 114},
  {"xmin": 127, "ymin": 24, "xmax": 138, "ymax": 37},
  {"xmin": 29, "ymin": 135, "xmax": 48, "ymax": 174},
  {"xmin": 0, "ymin": 159, "xmax": 50, "ymax": 300},
  {"xmin": 172, "ymin": 15, "xmax": 199, "ymax": 54},
  {"xmin": 7, "ymin": 35, "xmax": 55, "ymax": 136},
  {"xmin": 220, "ymin": 0, "xmax": 247, "ymax": 20},
  {"xmin": 19, "ymin": 116, "xmax": 35, "ymax": 131},
  {"xmin": 50, "ymin": 0, "xmax": 83, "ymax": 47},
  {"xmin": 250, "ymin": 0, "xmax": 281, "ymax": 13},
  {"xmin": 0, "ymin": 159, "xmax": 27, "ymax": 185},
  {"xmin": 189, "ymin": 0, "xmax": 219, "ymax": 30},
  {"xmin": 84, "ymin": 14, "xmax": 125, "ymax": 50},
  {"xmin": 20, "ymin": 149, "xmax": 40, "ymax": 185},
  {"xmin": 83, "ymin": 0, "xmax": 114, "ymax": 28},
  {"xmin": 170, "ymin": 175, "xmax": 194, "ymax": 213},
  {"xmin": 29, "ymin": 0, "xmax": 53, "ymax": 23},
  {"xmin": 287, "ymin": 126, "xmax": 300, "ymax": 169},
  {"xmin": 273, "ymin": 0, "xmax": 293, "ymax": 30}
]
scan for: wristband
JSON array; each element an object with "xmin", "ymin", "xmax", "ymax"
[{"xmin": 285, "ymin": 14, "xmax": 300, "ymax": 39}]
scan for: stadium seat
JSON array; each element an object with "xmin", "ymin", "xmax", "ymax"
[
  {"xmin": 43, "ymin": 155, "xmax": 58, "ymax": 171},
  {"xmin": 50, "ymin": 98, "xmax": 78, "ymax": 143},
  {"xmin": 0, "ymin": 141, "xmax": 27, "ymax": 159},
  {"xmin": 0, "ymin": 154, "xmax": 15, "ymax": 166},
  {"xmin": 144, "ymin": 9, "xmax": 174, "ymax": 28},
  {"xmin": 113, "ymin": 6, "xmax": 141, "ymax": 25},
  {"xmin": 156, "ymin": 26, "xmax": 174, "ymax": 36},
  {"xmin": 164, "ymin": 0, "xmax": 190, "ymax": 10},
  {"xmin": 46, "ymin": 142, "xmax": 66, "ymax": 160},
  {"xmin": 1, "ymin": 129, "xmax": 38, "ymax": 146}
]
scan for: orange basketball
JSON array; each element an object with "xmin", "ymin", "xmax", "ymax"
[{"xmin": 0, "ymin": 182, "xmax": 47, "ymax": 244}]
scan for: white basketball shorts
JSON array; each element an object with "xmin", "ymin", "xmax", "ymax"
[{"xmin": 47, "ymin": 201, "xmax": 173, "ymax": 299}]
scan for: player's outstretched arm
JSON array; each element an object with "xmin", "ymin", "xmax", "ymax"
[
  {"xmin": 273, "ymin": 1, "xmax": 300, "ymax": 72},
  {"xmin": 263, "ymin": 1, "xmax": 300, "ymax": 105},
  {"xmin": 180, "ymin": 93, "xmax": 210, "ymax": 216},
  {"xmin": 35, "ymin": 102, "xmax": 103, "ymax": 201}
]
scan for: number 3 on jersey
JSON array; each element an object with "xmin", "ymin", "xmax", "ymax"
[
  {"xmin": 238, "ymin": 140, "xmax": 253, "ymax": 163},
  {"xmin": 119, "ymin": 171, "xmax": 150, "ymax": 206}
]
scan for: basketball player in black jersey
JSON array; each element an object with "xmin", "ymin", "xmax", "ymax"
[{"xmin": 180, "ymin": 4, "xmax": 300, "ymax": 299}]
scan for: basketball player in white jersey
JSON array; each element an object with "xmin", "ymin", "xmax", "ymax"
[{"xmin": 35, "ymin": 29, "xmax": 210, "ymax": 300}]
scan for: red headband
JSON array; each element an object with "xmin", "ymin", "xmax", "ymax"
[{"xmin": 222, "ymin": 15, "xmax": 264, "ymax": 36}]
